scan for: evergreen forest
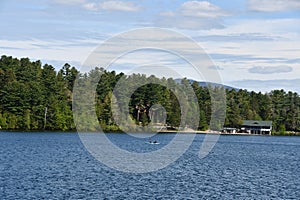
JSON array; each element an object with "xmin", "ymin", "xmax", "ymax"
[{"xmin": 0, "ymin": 55, "xmax": 299, "ymax": 134}]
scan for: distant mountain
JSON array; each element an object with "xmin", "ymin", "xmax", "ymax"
[{"xmin": 175, "ymin": 79, "xmax": 239, "ymax": 91}]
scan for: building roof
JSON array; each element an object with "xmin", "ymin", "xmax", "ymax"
[{"xmin": 242, "ymin": 120, "xmax": 272, "ymax": 127}]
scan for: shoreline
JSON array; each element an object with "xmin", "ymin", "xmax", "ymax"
[
  {"xmin": 157, "ymin": 130, "xmax": 268, "ymax": 136},
  {"xmin": 1, "ymin": 129, "xmax": 300, "ymax": 136},
  {"xmin": 158, "ymin": 130, "xmax": 300, "ymax": 136}
]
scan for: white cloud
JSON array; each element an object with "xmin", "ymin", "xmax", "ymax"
[
  {"xmin": 83, "ymin": 2, "xmax": 97, "ymax": 11},
  {"xmin": 209, "ymin": 65, "xmax": 224, "ymax": 70},
  {"xmin": 0, "ymin": 39, "xmax": 96, "ymax": 68},
  {"xmin": 247, "ymin": 0, "xmax": 300, "ymax": 12},
  {"xmin": 53, "ymin": 0, "xmax": 86, "ymax": 5},
  {"xmin": 157, "ymin": 16, "xmax": 225, "ymax": 30},
  {"xmin": 98, "ymin": 1, "xmax": 141, "ymax": 12},
  {"xmin": 54, "ymin": 0, "xmax": 141, "ymax": 12},
  {"xmin": 180, "ymin": 1, "xmax": 231, "ymax": 18},
  {"xmin": 196, "ymin": 18, "xmax": 300, "ymax": 59},
  {"xmin": 191, "ymin": 17, "xmax": 300, "ymax": 86},
  {"xmin": 230, "ymin": 79, "xmax": 300, "ymax": 93},
  {"xmin": 157, "ymin": 1, "xmax": 230, "ymax": 30},
  {"xmin": 248, "ymin": 66, "xmax": 293, "ymax": 74}
]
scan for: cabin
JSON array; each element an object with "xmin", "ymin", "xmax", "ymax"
[{"xmin": 241, "ymin": 120, "xmax": 272, "ymax": 135}]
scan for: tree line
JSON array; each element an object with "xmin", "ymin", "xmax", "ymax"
[{"xmin": 0, "ymin": 55, "xmax": 299, "ymax": 134}]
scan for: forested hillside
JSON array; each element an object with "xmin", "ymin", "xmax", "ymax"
[
  {"xmin": 0, "ymin": 55, "xmax": 78, "ymax": 131},
  {"xmin": 0, "ymin": 55, "xmax": 299, "ymax": 133}
]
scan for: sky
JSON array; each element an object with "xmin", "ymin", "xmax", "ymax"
[{"xmin": 0, "ymin": 0, "xmax": 300, "ymax": 93}]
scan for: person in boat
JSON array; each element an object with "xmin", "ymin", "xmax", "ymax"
[{"xmin": 153, "ymin": 140, "xmax": 157, "ymax": 144}]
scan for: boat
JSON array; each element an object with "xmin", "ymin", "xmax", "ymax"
[{"xmin": 146, "ymin": 141, "xmax": 160, "ymax": 145}]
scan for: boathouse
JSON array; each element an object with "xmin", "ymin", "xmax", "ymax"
[
  {"xmin": 241, "ymin": 120, "xmax": 272, "ymax": 135},
  {"xmin": 222, "ymin": 127, "xmax": 237, "ymax": 134}
]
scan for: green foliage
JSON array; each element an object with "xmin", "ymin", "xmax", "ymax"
[
  {"xmin": 278, "ymin": 124, "xmax": 286, "ymax": 135},
  {"xmin": 0, "ymin": 55, "xmax": 78, "ymax": 131},
  {"xmin": 1, "ymin": 55, "xmax": 300, "ymax": 132}
]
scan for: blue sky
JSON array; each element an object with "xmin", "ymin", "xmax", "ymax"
[{"xmin": 0, "ymin": 0, "xmax": 300, "ymax": 92}]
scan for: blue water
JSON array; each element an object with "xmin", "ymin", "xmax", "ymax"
[{"xmin": 1, "ymin": 132, "xmax": 300, "ymax": 199}]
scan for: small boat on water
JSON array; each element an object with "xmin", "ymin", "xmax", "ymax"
[{"xmin": 146, "ymin": 141, "xmax": 160, "ymax": 145}]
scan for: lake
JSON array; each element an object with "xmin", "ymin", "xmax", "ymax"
[{"xmin": 1, "ymin": 132, "xmax": 300, "ymax": 199}]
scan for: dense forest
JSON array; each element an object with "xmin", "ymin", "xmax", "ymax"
[{"xmin": 0, "ymin": 55, "xmax": 300, "ymax": 134}]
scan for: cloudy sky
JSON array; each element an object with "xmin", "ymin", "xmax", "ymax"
[{"xmin": 0, "ymin": 0, "xmax": 300, "ymax": 93}]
